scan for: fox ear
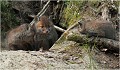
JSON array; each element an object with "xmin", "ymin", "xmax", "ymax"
[{"xmin": 34, "ymin": 16, "xmax": 39, "ymax": 21}]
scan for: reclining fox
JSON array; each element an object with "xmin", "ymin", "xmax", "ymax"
[{"xmin": 78, "ymin": 19, "xmax": 116, "ymax": 40}]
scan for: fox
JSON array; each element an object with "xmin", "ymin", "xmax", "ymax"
[
  {"xmin": 34, "ymin": 16, "xmax": 58, "ymax": 51},
  {"xmin": 78, "ymin": 19, "xmax": 116, "ymax": 40},
  {"xmin": 6, "ymin": 23, "xmax": 35, "ymax": 51},
  {"xmin": 6, "ymin": 16, "xmax": 58, "ymax": 51}
]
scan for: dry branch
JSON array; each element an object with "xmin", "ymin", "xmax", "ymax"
[
  {"xmin": 54, "ymin": 25, "xmax": 66, "ymax": 32},
  {"xmin": 52, "ymin": 21, "xmax": 80, "ymax": 48},
  {"xmin": 30, "ymin": 0, "xmax": 51, "ymax": 26}
]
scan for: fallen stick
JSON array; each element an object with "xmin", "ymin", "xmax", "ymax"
[
  {"xmin": 54, "ymin": 25, "xmax": 66, "ymax": 32},
  {"xmin": 52, "ymin": 21, "xmax": 80, "ymax": 48},
  {"xmin": 30, "ymin": 0, "xmax": 51, "ymax": 26}
]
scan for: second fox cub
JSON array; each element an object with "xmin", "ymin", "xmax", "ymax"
[
  {"xmin": 6, "ymin": 23, "xmax": 35, "ymax": 50},
  {"xmin": 78, "ymin": 19, "xmax": 116, "ymax": 40}
]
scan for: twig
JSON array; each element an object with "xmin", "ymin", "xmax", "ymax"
[
  {"xmin": 39, "ymin": 5, "xmax": 49, "ymax": 17},
  {"xmin": 54, "ymin": 25, "xmax": 66, "ymax": 32},
  {"xmin": 37, "ymin": 0, "xmax": 50, "ymax": 17},
  {"xmin": 52, "ymin": 21, "xmax": 80, "ymax": 48},
  {"xmin": 30, "ymin": 0, "xmax": 51, "ymax": 25}
]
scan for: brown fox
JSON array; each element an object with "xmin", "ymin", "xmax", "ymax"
[
  {"xmin": 78, "ymin": 19, "xmax": 116, "ymax": 40},
  {"xmin": 34, "ymin": 16, "xmax": 58, "ymax": 51},
  {"xmin": 6, "ymin": 23, "xmax": 35, "ymax": 51}
]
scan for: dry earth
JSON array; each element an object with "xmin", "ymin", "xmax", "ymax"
[{"xmin": 0, "ymin": 41, "xmax": 101, "ymax": 70}]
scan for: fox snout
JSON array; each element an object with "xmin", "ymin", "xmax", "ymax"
[
  {"xmin": 37, "ymin": 28, "xmax": 50, "ymax": 34},
  {"xmin": 42, "ymin": 28, "xmax": 49, "ymax": 34}
]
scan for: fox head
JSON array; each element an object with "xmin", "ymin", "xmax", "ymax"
[{"xmin": 35, "ymin": 16, "xmax": 52, "ymax": 35}]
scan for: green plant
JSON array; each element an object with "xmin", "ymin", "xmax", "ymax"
[
  {"xmin": 60, "ymin": 1, "xmax": 83, "ymax": 28},
  {"xmin": 1, "ymin": 1, "xmax": 20, "ymax": 32}
]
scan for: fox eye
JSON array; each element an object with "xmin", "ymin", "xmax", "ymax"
[{"xmin": 38, "ymin": 26, "xmax": 43, "ymax": 28}]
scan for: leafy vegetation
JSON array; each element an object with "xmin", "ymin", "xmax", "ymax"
[
  {"xmin": 1, "ymin": 1, "xmax": 20, "ymax": 32},
  {"xmin": 60, "ymin": 0, "xmax": 119, "ymax": 29},
  {"xmin": 60, "ymin": 1, "xmax": 98, "ymax": 28},
  {"xmin": 60, "ymin": 1, "xmax": 83, "ymax": 28}
]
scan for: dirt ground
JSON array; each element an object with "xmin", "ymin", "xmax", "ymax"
[
  {"xmin": 0, "ymin": 40, "xmax": 119, "ymax": 70},
  {"xmin": 0, "ymin": 41, "xmax": 99, "ymax": 70}
]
